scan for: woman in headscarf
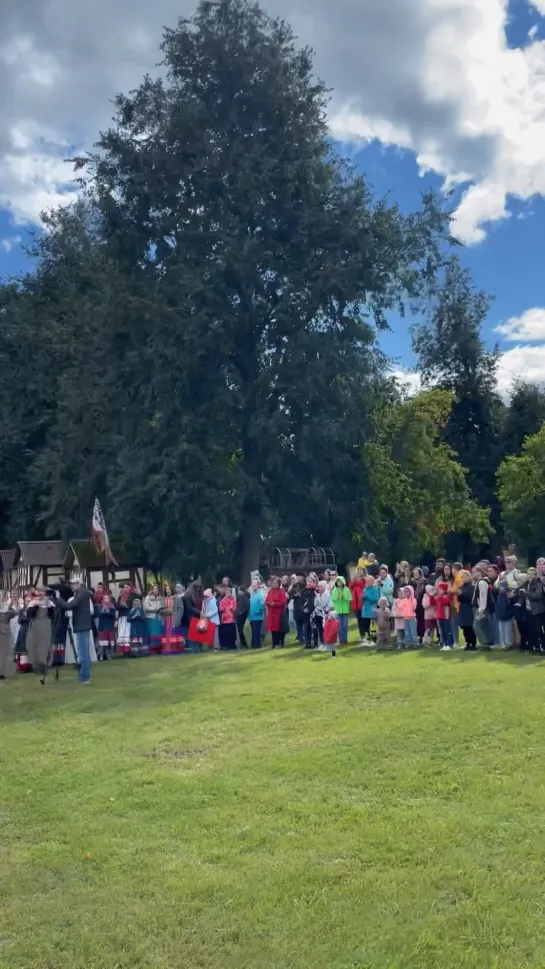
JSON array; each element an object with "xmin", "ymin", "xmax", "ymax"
[
  {"xmin": 202, "ymin": 588, "xmax": 221, "ymax": 651},
  {"xmin": 116, "ymin": 583, "xmax": 136, "ymax": 656},
  {"xmin": 265, "ymin": 577, "xmax": 288, "ymax": 648},
  {"xmin": 0, "ymin": 590, "xmax": 15, "ymax": 680},
  {"xmin": 26, "ymin": 586, "xmax": 55, "ymax": 675},
  {"xmin": 144, "ymin": 583, "xmax": 165, "ymax": 655}
]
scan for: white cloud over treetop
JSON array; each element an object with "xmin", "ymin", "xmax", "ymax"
[
  {"xmin": 0, "ymin": 1, "xmax": 545, "ymax": 239},
  {"xmin": 496, "ymin": 308, "xmax": 545, "ymax": 342},
  {"xmin": 496, "ymin": 345, "xmax": 545, "ymax": 397}
]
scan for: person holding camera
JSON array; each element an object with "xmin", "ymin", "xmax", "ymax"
[{"xmin": 57, "ymin": 579, "xmax": 95, "ymax": 683}]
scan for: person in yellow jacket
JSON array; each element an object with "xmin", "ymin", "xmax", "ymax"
[
  {"xmin": 330, "ymin": 576, "xmax": 352, "ymax": 645},
  {"xmin": 357, "ymin": 552, "xmax": 370, "ymax": 569},
  {"xmin": 449, "ymin": 562, "xmax": 464, "ymax": 647}
]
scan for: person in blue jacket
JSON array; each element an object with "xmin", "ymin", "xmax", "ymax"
[
  {"xmin": 361, "ymin": 576, "xmax": 380, "ymax": 644},
  {"xmin": 248, "ymin": 584, "xmax": 265, "ymax": 649}
]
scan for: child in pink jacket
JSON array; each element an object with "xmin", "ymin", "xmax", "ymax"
[
  {"xmin": 422, "ymin": 584, "xmax": 437, "ymax": 645},
  {"xmin": 395, "ymin": 586, "xmax": 418, "ymax": 648}
]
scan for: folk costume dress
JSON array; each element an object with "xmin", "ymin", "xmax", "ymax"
[
  {"xmin": 0, "ymin": 599, "xmax": 15, "ymax": 678},
  {"xmin": 169, "ymin": 588, "xmax": 186, "ymax": 653},
  {"xmin": 128, "ymin": 604, "xmax": 148, "ymax": 657},
  {"xmin": 161, "ymin": 593, "xmax": 183, "ymax": 654},
  {"xmin": 97, "ymin": 603, "xmax": 117, "ymax": 659},
  {"xmin": 144, "ymin": 592, "xmax": 165, "ymax": 654},
  {"xmin": 26, "ymin": 598, "xmax": 55, "ymax": 674},
  {"xmin": 116, "ymin": 586, "xmax": 135, "ymax": 655}
]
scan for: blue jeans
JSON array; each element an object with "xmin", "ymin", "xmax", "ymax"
[
  {"xmin": 404, "ymin": 617, "xmax": 418, "ymax": 646},
  {"xmin": 250, "ymin": 620, "xmax": 263, "ymax": 648},
  {"xmin": 76, "ymin": 631, "xmax": 91, "ymax": 682},
  {"xmin": 437, "ymin": 618, "xmax": 453, "ymax": 646},
  {"xmin": 337, "ymin": 614, "xmax": 349, "ymax": 644},
  {"xmin": 450, "ymin": 611, "xmax": 460, "ymax": 647}
]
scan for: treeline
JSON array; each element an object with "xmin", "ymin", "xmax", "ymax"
[{"xmin": 0, "ymin": 0, "xmax": 542, "ymax": 576}]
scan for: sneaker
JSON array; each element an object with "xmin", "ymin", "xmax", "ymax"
[
  {"xmin": 440, "ymin": 645, "xmax": 452, "ymax": 651},
  {"xmin": 317, "ymin": 644, "xmax": 326, "ymax": 652}
]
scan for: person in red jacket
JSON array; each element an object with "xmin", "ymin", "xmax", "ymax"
[
  {"xmin": 265, "ymin": 577, "xmax": 288, "ymax": 648},
  {"xmin": 435, "ymin": 581, "xmax": 453, "ymax": 650},
  {"xmin": 349, "ymin": 567, "xmax": 367, "ymax": 642}
]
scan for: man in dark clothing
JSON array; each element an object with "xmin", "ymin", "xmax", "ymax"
[
  {"xmin": 365, "ymin": 554, "xmax": 380, "ymax": 578},
  {"xmin": 47, "ymin": 581, "xmax": 74, "ymax": 666},
  {"xmin": 289, "ymin": 577, "xmax": 306, "ymax": 644},
  {"xmin": 236, "ymin": 587, "xmax": 250, "ymax": 648},
  {"xmin": 58, "ymin": 580, "xmax": 94, "ymax": 683}
]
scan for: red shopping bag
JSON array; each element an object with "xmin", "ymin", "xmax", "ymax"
[
  {"xmin": 323, "ymin": 618, "xmax": 339, "ymax": 645},
  {"xmin": 188, "ymin": 616, "xmax": 215, "ymax": 647}
]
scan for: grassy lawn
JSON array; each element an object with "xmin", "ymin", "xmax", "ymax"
[{"xmin": 2, "ymin": 642, "xmax": 545, "ymax": 969}]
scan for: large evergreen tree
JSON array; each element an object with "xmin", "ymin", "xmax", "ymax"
[{"xmin": 71, "ymin": 0, "xmax": 454, "ymax": 576}]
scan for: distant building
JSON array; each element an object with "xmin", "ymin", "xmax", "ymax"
[
  {"xmin": 0, "ymin": 549, "xmax": 17, "ymax": 591},
  {"xmin": 12, "ymin": 541, "xmax": 66, "ymax": 590},
  {"xmin": 63, "ymin": 539, "xmax": 148, "ymax": 594}
]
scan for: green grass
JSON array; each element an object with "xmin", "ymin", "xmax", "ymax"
[{"xmin": 2, "ymin": 641, "xmax": 545, "ymax": 969}]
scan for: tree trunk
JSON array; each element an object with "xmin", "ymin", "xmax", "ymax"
[{"xmin": 240, "ymin": 497, "xmax": 262, "ymax": 583}]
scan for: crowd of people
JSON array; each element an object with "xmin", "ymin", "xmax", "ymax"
[{"xmin": 1, "ymin": 551, "xmax": 545, "ymax": 686}]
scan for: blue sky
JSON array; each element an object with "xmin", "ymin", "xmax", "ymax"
[{"xmin": 1, "ymin": 0, "xmax": 545, "ymax": 395}]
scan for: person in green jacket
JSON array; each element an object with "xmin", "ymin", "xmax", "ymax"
[{"xmin": 330, "ymin": 576, "xmax": 352, "ymax": 645}]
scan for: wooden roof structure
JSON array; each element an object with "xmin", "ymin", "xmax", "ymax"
[{"xmin": 64, "ymin": 539, "xmax": 137, "ymax": 571}]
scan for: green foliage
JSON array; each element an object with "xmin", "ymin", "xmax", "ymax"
[
  {"xmin": 497, "ymin": 423, "xmax": 545, "ymax": 552},
  {"xmin": 412, "ymin": 255, "xmax": 503, "ymax": 558},
  {"xmin": 361, "ymin": 388, "xmax": 490, "ymax": 562},
  {"xmin": 502, "ymin": 379, "xmax": 545, "ymax": 457},
  {"xmin": 0, "ymin": 0, "xmax": 508, "ymax": 573}
]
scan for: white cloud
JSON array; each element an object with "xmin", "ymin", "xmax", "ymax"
[
  {"xmin": 1, "ymin": 235, "xmax": 22, "ymax": 253},
  {"xmin": 496, "ymin": 307, "xmax": 545, "ymax": 342},
  {"xmin": 0, "ymin": 0, "xmax": 544, "ymax": 244},
  {"xmin": 392, "ymin": 368, "xmax": 422, "ymax": 396},
  {"xmin": 497, "ymin": 345, "xmax": 545, "ymax": 397}
]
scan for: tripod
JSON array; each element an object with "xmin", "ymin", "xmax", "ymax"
[{"xmin": 40, "ymin": 624, "xmax": 78, "ymax": 686}]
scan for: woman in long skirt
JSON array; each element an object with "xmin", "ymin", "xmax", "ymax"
[
  {"xmin": 161, "ymin": 584, "xmax": 183, "ymax": 654},
  {"xmin": 128, "ymin": 599, "xmax": 148, "ymax": 657},
  {"xmin": 144, "ymin": 584, "xmax": 165, "ymax": 654},
  {"xmin": 0, "ymin": 592, "xmax": 15, "ymax": 679},
  {"xmin": 97, "ymin": 594, "xmax": 117, "ymax": 660},
  {"xmin": 26, "ymin": 587, "xmax": 55, "ymax": 675},
  {"xmin": 169, "ymin": 584, "xmax": 186, "ymax": 652},
  {"xmin": 116, "ymin": 583, "xmax": 135, "ymax": 656}
]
